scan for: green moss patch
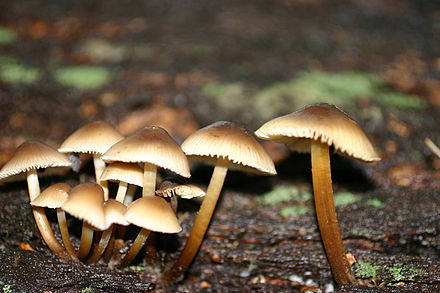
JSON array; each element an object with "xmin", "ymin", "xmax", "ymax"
[
  {"xmin": 0, "ymin": 26, "xmax": 18, "ymax": 45},
  {"xmin": 279, "ymin": 205, "xmax": 311, "ymax": 218},
  {"xmin": 53, "ymin": 66, "xmax": 113, "ymax": 90},
  {"xmin": 0, "ymin": 56, "xmax": 40, "ymax": 84},
  {"xmin": 365, "ymin": 197, "xmax": 386, "ymax": 208},
  {"xmin": 386, "ymin": 265, "xmax": 421, "ymax": 282},
  {"xmin": 256, "ymin": 185, "xmax": 311, "ymax": 205},
  {"xmin": 353, "ymin": 262, "xmax": 380, "ymax": 279},
  {"xmin": 333, "ymin": 192, "xmax": 360, "ymax": 207}
]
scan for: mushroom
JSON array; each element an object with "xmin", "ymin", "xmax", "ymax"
[
  {"xmin": 254, "ymin": 103, "xmax": 381, "ymax": 285},
  {"xmin": 162, "ymin": 121, "xmax": 276, "ymax": 283},
  {"xmin": 119, "ymin": 196, "xmax": 182, "ymax": 267},
  {"xmin": 30, "ymin": 183, "xmax": 77, "ymax": 259},
  {"xmin": 101, "ymin": 126, "xmax": 190, "ymax": 265},
  {"xmin": 86, "ymin": 199, "xmax": 129, "ymax": 264},
  {"xmin": 58, "ymin": 121, "xmax": 124, "ymax": 200},
  {"xmin": 0, "ymin": 140, "xmax": 72, "ymax": 260},
  {"xmin": 61, "ymin": 182, "xmax": 108, "ymax": 260},
  {"xmin": 156, "ymin": 178, "xmax": 206, "ymax": 212}
]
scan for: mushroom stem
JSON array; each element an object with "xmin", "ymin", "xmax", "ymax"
[
  {"xmin": 311, "ymin": 140, "xmax": 357, "ymax": 285},
  {"xmin": 56, "ymin": 208, "xmax": 78, "ymax": 260},
  {"xmin": 119, "ymin": 228, "xmax": 151, "ymax": 267},
  {"xmin": 124, "ymin": 184, "xmax": 137, "ymax": 205},
  {"xmin": 162, "ymin": 158, "xmax": 229, "ymax": 283},
  {"xmin": 93, "ymin": 155, "xmax": 109, "ymax": 200},
  {"xmin": 115, "ymin": 182, "xmax": 128, "ymax": 203},
  {"xmin": 142, "ymin": 163, "xmax": 157, "ymax": 197},
  {"xmin": 26, "ymin": 169, "xmax": 71, "ymax": 260},
  {"xmin": 86, "ymin": 225, "xmax": 113, "ymax": 264},
  {"xmin": 78, "ymin": 222, "xmax": 95, "ymax": 260}
]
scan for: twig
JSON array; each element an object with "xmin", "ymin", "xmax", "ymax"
[{"xmin": 424, "ymin": 138, "xmax": 440, "ymax": 159}]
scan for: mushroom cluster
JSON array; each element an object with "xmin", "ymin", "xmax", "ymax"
[{"xmin": 0, "ymin": 103, "xmax": 380, "ymax": 288}]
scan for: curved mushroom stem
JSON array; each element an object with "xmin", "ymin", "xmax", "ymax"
[
  {"xmin": 119, "ymin": 228, "xmax": 151, "ymax": 267},
  {"xmin": 115, "ymin": 181, "xmax": 128, "ymax": 203},
  {"xmin": 26, "ymin": 170, "xmax": 71, "ymax": 260},
  {"xmin": 311, "ymin": 140, "xmax": 357, "ymax": 285},
  {"xmin": 78, "ymin": 222, "xmax": 95, "ymax": 260},
  {"xmin": 86, "ymin": 225, "xmax": 114, "ymax": 264},
  {"xmin": 124, "ymin": 184, "xmax": 137, "ymax": 205},
  {"xmin": 162, "ymin": 158, "xmax": 229, "ymax": 284},
  {"xmin": 56, "ymin": 208, "xmax": 78, "ymax": 260},
  {"xmin": 119, "ymin": 163, "xmax": 157, "ymax": 266},
  {"xmin": 93, "ymin": 155, "xmax": 108, "ymax": 200}
]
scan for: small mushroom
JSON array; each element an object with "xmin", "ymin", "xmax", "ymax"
[
  {"xmin": 255, "ymin": 103, "xmax": 381, "ymax": 285},
  {"xmin": 102, "ymin": 126, "xmax": 190, "ymax": 265},
  {"xmin": 58, "ymin": 121, "xmax": 124, "ymax": 200},
  {"xmin": 30, "ymin": 183, "xmax": 77, "ymax": 259},
  {"xmin": 61, "ymin": 182, "xmax": 107, "ymax": 260},
  {"xmin": 119, "ymin": 196, "xmax": 182, "ymax": 267},
  {"xmin": 156, "ymin": 178, "xmax": 206, "ymax": 212},
  {"xmin": 162, "ymin": 121, "xmax": 276, "ymax": 283},
  {"xmin": 0, "ymin": 140, "xmax": 72, "ymax": 260}
]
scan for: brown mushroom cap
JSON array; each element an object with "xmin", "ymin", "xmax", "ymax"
[
  {"xmin": 31, "ymin": 183, "xmax": 71, "ymax": 208},
  {"xmin": 156, "ymin": 180, "xmax": 205, "ymax": 199},
  {"xmin": 0, "ymin": 140, "xmax": 72, "ymax": 180},
  {"xmin": 104, "ymin": 199, "xmax": 129, "ymax": 226},
  {"xmin": 181, "ymin": 121, "xmax": 276, "ymax": 175},
  {"xmin": 125, "ymin": 196, "xmax": 182, "ymax": 233},
  {"xmin": 100, "ymin": 162, "xmax": 143, "ymax": 187},
  {"xmin": 101, "ymin": 126, "xmax": 190, "ymax": 178},
  {"xmin": 61, "ymin": 182, "xmax": 107, "ymax": 230},
  {"xmin": 58, "ymin": 121, "xmax": 124, "ymax": 155},
  {"xmin": 255, "ymin": 103, "xmax": 381, "ymax": 162}
]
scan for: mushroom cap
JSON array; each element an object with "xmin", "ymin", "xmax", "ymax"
[
  {"xmin": 30, "ymin": 183, "xmax": 71, "ymax": 208},
  {"xmin": 0, "ymin": 140, "xmax": 72, "ymax": 180},
  {"xmin": 100, "ymin": 162, "xmax": 143, "ymax": 187},
  {"xmin": 181, "ymin": 121, "xmax": 276, "ymax": 175},
  {"xmin": 125, "ymin": 196, "xmax": 182, "ymax": 233},
  {"xmin": 61, "ymin": 182, "xmax": 107, "ymax": 230},
  {"xmin": 255, "ymin": 103, "xmax": 381, "ymax": 162},
  {"xmin": 104, "ymin": 199, "xmax": 129, "ymax": 226},
  {"xmin": 156, "ymin": 180, "xmax": 206, "ymax": 199},
  {"xmin": 101, "ymin": 126, "xmax": 191, "ymax": 178},
  {"xmin": 58, "ymin": 121, "xmax": 124, "ymax": 155}
]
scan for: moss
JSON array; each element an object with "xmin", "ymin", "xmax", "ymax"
[
  {"xmin": 353, "ymin": 262, "xmax": 380, "ymax": 279},
  {"xmin": 0, "ymin": 26, "xmax": 18, "ymax": 45},
  {"xmin": 279, "ymin": 205, "xmax": 311, "ymax": 217},
  {"xmin": 0, "ymin": 281, "xmax": 13, "ymax": 293},
  {"xmin": 256, "ymin": 185, "xmax": 311, "ymax": 205},
  {"xmin": 365, "ymin": 198, "xmax": 385, "ymax": 208},
  {"xmin": 350, "ymin": 228, "xmax": 371, "ymax": 237},
  {"xmin": 386, "ymin": 265, "xmax": 421, "ymax": 282},
  {"xmin": 333, "ymin": 192, "xmax": 360, "ymax": 207},
  {"xmin": 0, "ymin": 56, "xmax": 40, "ymax": 84},
  {"xmin": 80, "ymin": 288, "xmax": 92, "ymax": 293},
  {"xmin": 53, "ymin": 66, "xmax": 113, "ymax": 90}
]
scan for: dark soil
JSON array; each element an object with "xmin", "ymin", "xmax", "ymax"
[{"xmin": 0, "ymin": 0, "xmax": 439, "ymax": 292}]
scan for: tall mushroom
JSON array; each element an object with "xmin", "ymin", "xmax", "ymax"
[
  {"xmin": 101, "ymin": 126, "xmax": 190, "ymax": 265},
  {"xmin": 30, "ymin": 183, "xmax": 77, "ymax": 259},
  {"xmin": 0, "ymin": 140, "xmax": 72, "ymax": 260},
  {"xmin": 254, "ymin": 103, "xmax": 381, "ymax": 285},
  {"xmin": 61, "ymin": 182, "xmax": 108, "ymax": 260},
  {"xmin": 58, "ymin": 121, "xmax": 124, "ymax": 200},
  {"xmin": 162, "ymin": 121, "xmax": 276, "ymax": 283}
]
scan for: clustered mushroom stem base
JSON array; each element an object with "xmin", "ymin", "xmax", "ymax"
[
  {"xmin": 56, "ymin": 208, "xmax": 78, "ymax": 260},
  {"xmin": 86, "ymin": 226, "xmax": 114, "ymax": 264},
  {"xmin": 162, "ymin": 158, "xmax": 229, "ymax": 284},
  {"xmin": 78, "ymin": 222, "xmax": 95, "ymax": 260},
  {"xmin": 311, "ymin": 140, "xmax": 357, "ymax": 285},
  {"xmin": 93, "ymin": 156, "xmax": 109, "ymax": 200},
  {"xmin": 27, "ymin": 169, "xmax": 71, "ymax": 260},
  {"xmin": 119, "ymin": 228, "xmax": 151, "ymax": 267}
]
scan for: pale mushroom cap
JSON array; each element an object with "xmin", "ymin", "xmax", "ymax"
[
  {"xmin": 255, "ymin": 103, "xmax": 381, "ymax": 162},
  {"xmin": 0, "ymin": 140, "xmax": 72, "ymax": 180},
  {"xmin": 100, "ymin": 162, "xmax": 143, "ymax": 187},
  {"xmin": 101, "ymin": 126, "xmax": 191, "ymax": 178},
  {"xmin": 61, "ymin": 182, "xmax": 108, "ymax": 230},
  {"xmin": 156, "ymin": 180, "xmax": 206, "ymax": 199},
  {"xmin": 58, "ymin": 121, "xmax": 124, "ymax": 155},
  {"xmin": 181, "ymin": 121, "xmax": 276, "ymax": 175},
  {"xmin": 125, "ymin": 196, "xmax": 182, "ymax": 233},
  {"xmin": 104, "ymin": 199, "xmax": 129, "ymax": 226},
  {"xmin": 30, "ymin": 183, "xmax": 71, "ymax": 208}
]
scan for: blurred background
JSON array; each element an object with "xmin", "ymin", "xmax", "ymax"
[{"xmin": 0, "ymin": 0, "xmax": 439, "ymax": 182}]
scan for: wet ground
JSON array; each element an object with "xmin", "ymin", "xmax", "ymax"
[{"xmin": 0, "ymin": 0, "xmax": 439, "ymax": 292}]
